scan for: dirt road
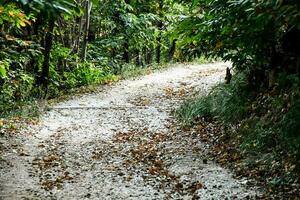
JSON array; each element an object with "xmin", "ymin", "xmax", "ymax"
[{"xmin": 0, "ymin": 63, "xmax": 258, "ymax": 199}]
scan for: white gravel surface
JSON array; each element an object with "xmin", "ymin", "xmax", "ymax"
[{"xmin": 0, "ymin": 63, "xmax": 258, "ymax": 199}]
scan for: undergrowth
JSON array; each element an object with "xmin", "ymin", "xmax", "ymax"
[
  {"xmin": 176, "ymin": 71, "xmax": 300, "ymax": 197},
  {"xmin": 0, "ymin": 40, "xmax": 176, "ymax": 119},
  {"xmin": 118, "ymin": 63, "xmax": 170, "ymax": 79},
  {"xmin": 176, "ymin": 72, "xmax": 254, "ymax": 125},
  {"xmin": 0, "ymin": 60, "xmax": 176, "ymax": 119}
]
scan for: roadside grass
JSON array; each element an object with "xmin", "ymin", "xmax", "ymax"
[
  {"xmin": 176, "ymin": 71, "xmax": 300, "ymax": 197},
  {"xmin": 118, "ymin": 63, "xmax": 170, "ymax": 79},
  {"xmin": 176, "ymin": 72, "xmax": 253, "ymax": 126},
  {"xmin": 194, "ymin": 56, "xmax": 222, "ymax": 64}
]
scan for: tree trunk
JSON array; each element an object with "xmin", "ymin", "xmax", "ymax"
[
  {"xmin": 156, "ymin": 33, "xmax": 162, "ymax": 64},
  {"xmin": 149, "ymin": 48, "xmax": 154, "ymax": 64},
  {"xmin": 72, "ymin": 17, "xmax": 83, "ymax": 54},
  {"xmin": 123, "ymin": 39, "xmax": 130, "ymax": 63},
  {"xmin": 40, "ymin": 19, "xmax": 55, "ymax": 93},
  {"xmin": 168, "ymin": 39, "xmax": 177, "ymax": 62},
  {"xmin": 135, "ymin": 50, "xmax": 143, "ymax": 66},
  {"xmin": 156, "ymin": 0, "xmax": 163, "ymax": 64},
  {"xmin": 81, "ymin": 0, "xmax": 92, "ymax": 61},
  {"xmin": 57, "ymin": 18, "xmax": 66, "ymax": 46},
  {"xmin": 268, "ymin": 69, "xmax": 276, "ymax": 88}
]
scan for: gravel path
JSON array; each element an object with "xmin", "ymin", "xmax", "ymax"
[{"xmin": 0, "ymin": 63, "xmax": 258, "ymax": 199}]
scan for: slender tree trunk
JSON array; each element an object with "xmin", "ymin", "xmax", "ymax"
[
  {"xmin": 135, "ymin": 50, "xmax": 140, "ymax": 66},
  {"xmin": 122, "ymin": 0, "xmax": 130, "ymax": 63},
  {"xmin": 135, "ymin": 50, "xmax": 143, "ymax": 66},
  {"xmin": 72, "ymin": 17, "xmax": 82, "ymax": 54},
  {"xmin": 81, "ymin": 0, "xmax": 92, "ymax": 61},
  {"xmin": 33, "ymin": 14, "xmax": 42, "ymax": 39},
  {"xmin": 57, "ymin": 18, "xmax": 66, "ymax": 46},
  {"xmin": 29, "ymin": 17, "xmax": 41, "ymax": 77},
  {"xmin": 156, "ymin": 31, "xmax": 162, "ymax": 64},
  {"xmin": 143, "ymin": 47, "xmax": 149, "ymax": 65},
  {"xmin": 40, "ymin": 19, "xmax": 55, "ymax": 92},
  {"xmin": 156, "ymin": 0, "xmax": 163, "ymax": 64},
  {"xmin": 168, "ymin": 39, "xmax": 177, "ymax": 62},
  {"xmin": 145, "ymin": 47, "xmax": 153, "ymax": 65},
  {"xmin": 123, "ymin": 39, "xmax": 130, "ymax": 63}
]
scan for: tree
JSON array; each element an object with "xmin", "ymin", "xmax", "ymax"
[
  {"xmin": 173, "ymin": 0, "xmax": 300, "ymax": 86},
  {"xmin": 17, "ymin": 0, "xmax": 80, "ymax": 91},
  {"xmin": 81, "ymin": 0, "xmax": 92, "ymax": 61}
]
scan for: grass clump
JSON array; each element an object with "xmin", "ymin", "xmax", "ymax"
[{"xmin": 176, "ymin": 71, "xmax": 253, "ymax": 126}]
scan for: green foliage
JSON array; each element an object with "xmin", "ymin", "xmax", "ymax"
[
  {"xmin": 174, "ymin": 0, "xmax": 300, "ymax": 72},
  {"xmin": 46, "ymin": 44, "xmax": 119, "ymax": 97},
  {"xmin": 0, "ymin": 60, "xmax": 8, "ymax": 77},
  {"xmin": 0, "ymin": 1, "xmax": 205, "ymax": 116},
  {"xmin": 176, "ymin": 96, "xmax": 211, "ymax": 126},
  {"xmin": 65, "ymin": 64, "xmax": 104, "ymax": 86},
  {"xmin": 0, "ymin": 3, "xmax": 33, "ymax": 29},
  {"xmin": 238, "ymin": 97, "xmax": 300, "ymax": 161},
  {"xmin": 16, "ymin": 0, "xmax": 81, "ymax": 18},
  {"xmin": 278, "ymin": 99, "xmax": 300, "ymax": 157},
  {"xmin": 91, "ymin": 0, "xmax": 182, "ymax": 65},
  {"xmin": 0, "ymin": 70, "xmax": 34, "ymax": 112},
  {"xmin": 177, "ymin": 71, "xmax": 300, "ymax": 192},
  {"xmin": 176, "ymin": 72, "xmax": 252, "ymax": 126}
]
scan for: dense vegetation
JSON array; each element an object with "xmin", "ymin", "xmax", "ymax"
[
  {"xmin": 176, "ymin": 0, "xmax": 300, "ymax": 197},
  {"xmin": 0, "ymin": 0, "xmax": 185, "ymax": 116},
  {"xmin": 1, "ymin": 0, "xmax": 300, "ymax": 197}
]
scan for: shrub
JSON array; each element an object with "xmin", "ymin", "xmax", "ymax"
[{"xmin": 0, "ymin": 70, "xmax": 34, "ymax": 112}]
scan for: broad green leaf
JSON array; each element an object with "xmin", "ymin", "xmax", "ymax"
[{"xmin": 0, "ymin": 65, "xmax": 7, "ymax": 77}]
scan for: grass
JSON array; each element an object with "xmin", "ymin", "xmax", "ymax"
[
  {"xmin": 0, "ymin": 100, "xmax": 41, "ymax": 119},
  {"xmin": 194, "ymin": 56, "xmax": 222, "ymax": 64},
  {"xmin": 176, "ymin": 71, "xmax": 300, "ymax": 197},
  {"xmin": 176, "ymin": 71, "xmax": 253, "ymax": 125},
  {"xmin": 117, "ymin": 62, "xmax": 172, "ymax": 79}
]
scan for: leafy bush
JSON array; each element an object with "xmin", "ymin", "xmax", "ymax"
[
  {"xmin": 65, "ymin": 63, "xmax": 105, "ymax": 87},
  {"xmin": 47, "ymin": 61, "xmax": 118, "ymax": 97},
  {"xmin": 0, "ymin": 70, "xmax": 34, "ymax": 112}
]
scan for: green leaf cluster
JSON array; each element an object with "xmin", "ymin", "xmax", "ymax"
[{"xmin": 174, "ymin": 0, "xmax": 300, "ymax": 71}]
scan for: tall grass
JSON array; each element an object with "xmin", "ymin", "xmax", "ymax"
[{"xmin": 176, "ymin": 72, "xmax": 253, "ymax": 126}]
